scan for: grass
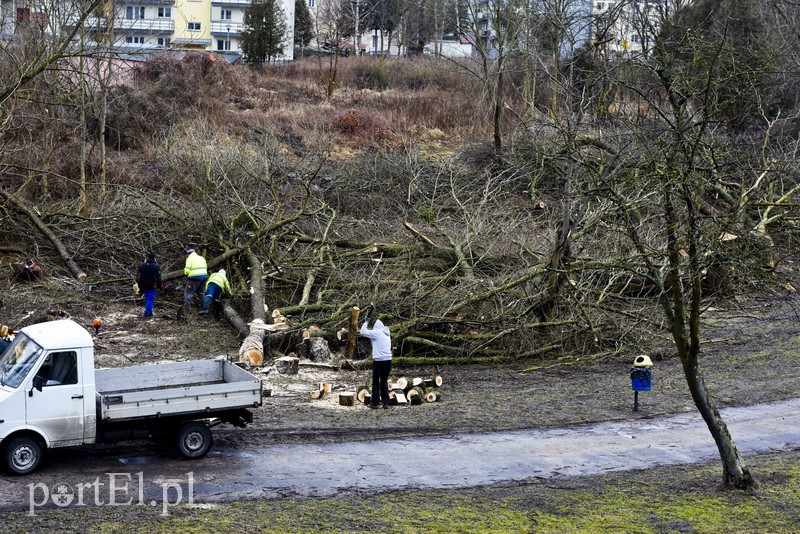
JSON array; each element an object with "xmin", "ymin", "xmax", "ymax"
[{"xmin": 3, "ymin": 451, "xmax": 799, "ymax": 533}]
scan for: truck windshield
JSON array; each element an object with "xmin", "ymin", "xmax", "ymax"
[{"xmin": 0, "ymin": 335, "xmax": 44, "ymax": 389}]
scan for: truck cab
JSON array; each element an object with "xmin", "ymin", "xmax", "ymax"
[{"xmin": 1, "ymin": 321, "xmax": 97, "ymax": 464}]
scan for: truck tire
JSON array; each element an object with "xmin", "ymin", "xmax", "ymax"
[
  {"xmin": 4, "ymin": 436, "xmax": 43, "ymax": 475},
  {"xmin": 175, "ymin": 421, "xmax": 213, "ymax": 459}
]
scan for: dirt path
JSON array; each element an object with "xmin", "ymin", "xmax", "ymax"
[{"xmin": 1, "ymin": 397, "xmax": 797, "ymax": 512}]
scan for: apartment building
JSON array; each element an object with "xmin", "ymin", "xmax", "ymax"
[
  {"xmin": 0, "ymin": 0, "xmax": 295, "ymax": 60},
  {"xmin": 593, "ymin": 0, "xmax": 676, "ymax": 55}
]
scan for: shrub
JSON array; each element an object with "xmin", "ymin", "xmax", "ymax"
[{"xmin": 347, "ymin": 59, "xmax": 390, "ymax": 90}]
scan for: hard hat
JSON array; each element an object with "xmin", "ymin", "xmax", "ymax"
[
  {"xmin": 633, "ymin": 355, "xmax": 653, "ymax": 368},
  {"xmin": 219, "ymin": 269, "xmax": 226, "ymax": 277}
]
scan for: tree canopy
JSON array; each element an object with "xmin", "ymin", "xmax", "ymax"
[{"xmin": 241, "ymin": 0, "xmax": 288, "ymax": 66}]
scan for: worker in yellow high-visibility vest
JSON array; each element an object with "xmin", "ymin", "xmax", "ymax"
[{"xmin": 183, "ymin": 247, "xmax": 208, "ymax": 308}]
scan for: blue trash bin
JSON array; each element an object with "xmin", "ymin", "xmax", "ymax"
[{"xmin": 630, "ymin": 366, "xmax": 652, "ymax": 392}]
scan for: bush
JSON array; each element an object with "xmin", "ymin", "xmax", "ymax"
[{"xmin": 348, "ymin": 59, "xmax": 390, "ymax": 90}]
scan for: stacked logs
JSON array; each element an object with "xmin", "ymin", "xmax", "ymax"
[
  {"xmin": 307, "ymin": 383, "xmax": 357, "ymax": 406},
  {"xmin": 356, "ymin": 375, "xmax": 443, "ymax": 406}
]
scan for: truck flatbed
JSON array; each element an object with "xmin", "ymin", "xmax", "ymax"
[{"xmin": 96, "ymin": 359, "xmax": 262, "ymax": 421}]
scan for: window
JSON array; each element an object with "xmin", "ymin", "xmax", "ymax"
[
  {"xmin": 157, "ymin": 37, "xmax": 171, "ymax": 46},
  {"xmin": 0, "ymin": 335, "xmax": 44, "ymax": 389},
  {"xmin": 126, "ymin": 6, "xmax": 145, "ymax": 19},
  {"xmin": 188, "ymin": 22, "xmax": 201, "ymax": 31},
  {"xmin": 126, "ymin": 36, "xmax": 145, "ymax": 44},
  {"xmin": 34, "ymin": 352, "xmax": 78, "ymax": 387},
  {"xmin": 308, "ymin": 0, "xmax": 314, "ymax": 7},
  {"xmin": 157, "ymin": 7, "xmax": 171, "ymax": 18},
  {"xmin": 221, "ymin": 9, "xmax": 232, "ymax": 20},
  {"xmin": 596, "ymin": 2, "xmax": 603, "ymax": 9},
  {"xmin": 217, "ymin": 39, "xmax": 230, "ymax": 51}
]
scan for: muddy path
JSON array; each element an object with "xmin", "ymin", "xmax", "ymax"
[{"xmin": 0, "ymin": 397, "xmax": 798, "ymax": 513}]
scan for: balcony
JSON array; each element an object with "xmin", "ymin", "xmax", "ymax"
[
  {"xmin": 119, "ymin": 0, "xmax": 175, "ymax": 4},
  {"xmin": 211, "ymin": 21, "xmax": 242, "ymax": 36},
  {"xmin": 116, "ymin": 17, "xmax": 174, "ymax": 34},
  {"xmin": 211, "ymin": 0, "xmax": 251, "ymax": 6}
]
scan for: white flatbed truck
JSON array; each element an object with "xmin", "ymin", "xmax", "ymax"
[{"xmin": 0, "ymin": 319, "xmax": 262, "ymax": 475}]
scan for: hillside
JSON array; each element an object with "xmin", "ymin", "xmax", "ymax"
[{"xmin": 1, "ymin": 49, "xmax": 799, "ymax": 367}]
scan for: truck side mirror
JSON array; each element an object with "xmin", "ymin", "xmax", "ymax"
[{"xmin": 32, "ymin": 375, "xmax": 45, "ymax": 393}]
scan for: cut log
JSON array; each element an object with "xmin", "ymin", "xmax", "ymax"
[
  {"xmin": 320, "ymin": 383, "xmax": 332, "ymax": 394},
  {"xmin": 395, "ymin": 377, "xmax": 409, "ymax": 391},
  {"xmin": 412, "ymin": 377, "xmax": 424, "ymax": 388},
  {"xmin": 407, "ymin": 388, "xmax": 422, "ymax": 405},
  {"xmin": 363, "ymin": 392, "xmax": 372, "ymax": 405},
  {"xmin": 395, "ymin": 391, "xmax": 408, "ymax": 404},
  {"xmin": 424, "ymin": 376, "xmax": 443, "ymax": 388},
  {"xmin": 425, "ymin": 390, "xmax": 441, "ymax": 403},
  {"xmin": 411, "ymin": 386, "xmax": 427, "ymax": 398},
  {"xmin": 339, "ymin": 392, "xmax": 355, "ymax": 406},
  {"xmin": 275, "ymin": 356, "xmax": 299, "ymax": 375},
  {"xmin": 241, "ymin": 348, "xmax": 264, "ymax": 367},
  {"xmin": 357, "ymin": 387, "xmax": 370, "ymax": 404},
  {"xmin": 303, "ymin": 325, "xmax": 323, "ymax": 339},
  {"xmin": 309, "ymin": 390, "xmax": 323, "ymax": 400}
]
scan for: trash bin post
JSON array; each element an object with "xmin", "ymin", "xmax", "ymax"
[{"xmin": 630, "ymin": 355, "xmax": 653, "ymax": 412}]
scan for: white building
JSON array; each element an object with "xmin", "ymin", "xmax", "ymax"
[
  {"xmin": 0, "ymin": 0, "xmax": 295, "ymax": 61},
  {"xmin": 592, "ymin": 0, "xmax": 678, "ymax": 55}
]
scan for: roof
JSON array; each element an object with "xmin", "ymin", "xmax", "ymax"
[{"xmin": 19, "ymin": 319, "xmax": 93, "ymax": 350}]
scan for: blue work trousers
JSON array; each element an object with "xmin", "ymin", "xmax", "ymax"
[
  {"xmin": 143, "ymin": 289, "xmax": 157, "ymax": 317},
  {"xmin": 202, "ymin": 283, "xmax": 223, "ymax": 316}
]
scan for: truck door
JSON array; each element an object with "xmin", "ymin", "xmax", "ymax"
[{"xmin": 25, "ymin": 350, "xmax": 86, "ymax": 446}]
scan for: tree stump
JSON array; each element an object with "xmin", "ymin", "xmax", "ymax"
[
  {"xmin": 339, "ymin": 392, "xmax": 355, "ymax": 406},
  {"xmin": 275, "ymin": 356, "xmax": 299, "ymax": 375},
  {"xmin": 302, "ymin": 337, "xmax": 333, "ymax": 362}
]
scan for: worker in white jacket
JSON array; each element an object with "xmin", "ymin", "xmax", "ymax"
[{"xmin": 360, "ymin": 305, "xmax": 392, "ymax": 409}]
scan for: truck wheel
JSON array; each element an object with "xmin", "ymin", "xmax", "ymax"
[
  {"xmin": 4, "ymin": 436, "xmax": 43, "ymax": 475},
  {"xmin": 175, "ymin": 422, "xmax": 213, "ymax": 459}
]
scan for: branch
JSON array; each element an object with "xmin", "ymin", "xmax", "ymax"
[{"xmin": 0, "ymin": 188, "xmax": 87, "ymax": 280}]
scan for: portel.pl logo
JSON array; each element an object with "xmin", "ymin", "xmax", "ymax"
[{"xmin": 28, "ymin": 471, "xmax": 194, "ymax": 516}]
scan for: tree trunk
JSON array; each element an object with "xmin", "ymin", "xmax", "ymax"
[
  {"xmin": 682, "ymin": 348, "xmax": 754, "ymax": 488},
  {"xmin": 346, "ymin": 306, "xmax": 360, "ymax": 359},
  {"xmin": 236, "ymin": 252, "xmax": 268, "ymax": 365}
]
